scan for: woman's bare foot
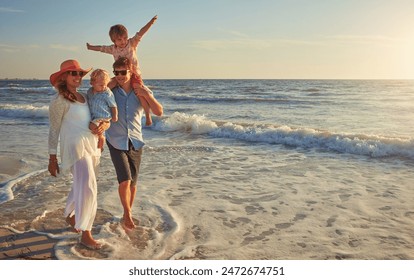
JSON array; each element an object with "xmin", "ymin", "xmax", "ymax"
[
  {"xmin": 66, "ymin": 215, "xmax": 80, "ymax": 233},
  {"xmin": 80, "ymin": 231, "xmax": 102, "ymax": 250}
]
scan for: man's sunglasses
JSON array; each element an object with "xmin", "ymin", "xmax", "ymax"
[
  {"xmin": 67, "ymin": 71, "xmax": 85, "ymax": 77},
  {"xmin": 113, "ymin": 70, "xmax": 129, "ymax": 76}
]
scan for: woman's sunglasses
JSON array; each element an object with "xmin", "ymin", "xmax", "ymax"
[
  {"xmin": 113, "ymin": 70, "xmax": 129, "ymax": 76},
  {"xmin": 67, "ymin": 71, "xmax": 85, "ymax": 77}
]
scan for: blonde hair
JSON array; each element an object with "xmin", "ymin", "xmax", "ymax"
[
  {"xmin": 109, "ymin": 24, "xmax": 128, "ymax": 42},
  {"xmin": 55, "ymin": 73, "xmax": 77, "ymax": 102},
  {"xmin": 90, "ymin": 69, "xmax": 110, "ymax": 85}
]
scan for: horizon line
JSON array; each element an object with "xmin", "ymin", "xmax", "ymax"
[{"xmin": 1, "ymin": 78, "xmax": 414, "ymax": 81}]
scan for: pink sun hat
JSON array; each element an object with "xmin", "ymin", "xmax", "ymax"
[{"xmin": 49, "ymin": 59, "xmax": 92, "ymax": 86}]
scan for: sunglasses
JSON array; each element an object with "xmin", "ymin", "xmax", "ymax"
[
  {"xmin": 113, "ymin": 70, "xmax": 129, "ymax": 76},
  {"xmin": 67, "ymin": 71, "xmax": 85, "ymax": 77}
]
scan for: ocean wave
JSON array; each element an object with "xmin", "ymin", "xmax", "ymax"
[
  {"xmin": 168, "ymin": 94, "xmax": 295, "ymax": 104},
  {"xmin": 153, "ymin": 112, "xmax": 414, "ymax": 159},
  {"xmin": 0, "ymin": 103, "xmax": 49, "ymax": 119},
  {"xmin": 1, "ymin": 85, "xmax": 54, "ymax": 93}
]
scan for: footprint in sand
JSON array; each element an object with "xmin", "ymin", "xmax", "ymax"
[
  {"xmin": 293, "ymin": 213, "xmax": 307, "ymax": 222},
  {"xmin": 326, "ymin": 215, "xmax": 337, "ymax": 227},
  {"xmin": 275, "ymin": 223, "xmax": 293, "ymax": 229}
]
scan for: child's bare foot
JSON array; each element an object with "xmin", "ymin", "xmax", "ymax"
[
  {"xmin": 145, "ymin": 113, "xmax": 153, "ymax": 126},
  {"xmin": 98, "ymin": 135, "xmax": 105, "ymax": 151}
]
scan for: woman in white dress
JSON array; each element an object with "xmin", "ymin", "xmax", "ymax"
[{"xmin": 48, "ymin": 59, "xmax": 107, "ymax": 249}]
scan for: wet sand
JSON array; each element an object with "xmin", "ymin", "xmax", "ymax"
[
  {"xmin": 0, "ymin": 227, "xmax": 57, "ymax": 260},
  {"xmin": 0, "ymin": 156, "xmax": 24, "ymax": 183}
]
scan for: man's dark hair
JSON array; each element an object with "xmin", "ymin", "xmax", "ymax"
[{"xmin": 113, "ymin": 57, "xmax": 131, "ymax": 70}]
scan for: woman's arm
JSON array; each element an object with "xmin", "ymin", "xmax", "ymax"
[{"xmin": 48, "ymin": 95, "xmax": 67, "ymax": 176}]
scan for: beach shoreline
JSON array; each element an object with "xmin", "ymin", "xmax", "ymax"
[{"xmin": 0, "ymin": 155, "xmax": 24, "ymax": 183}]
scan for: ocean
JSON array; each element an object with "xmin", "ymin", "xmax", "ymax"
[{"xmin": 0, "ymin": 79, "xmax": 413, "ymax": 260}]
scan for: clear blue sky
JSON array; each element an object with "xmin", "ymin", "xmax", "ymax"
[{"xmin": 1, "ymin": 0, "xmax": 414, "ymax": 79}]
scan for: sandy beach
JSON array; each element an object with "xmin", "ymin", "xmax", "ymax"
[
  {"xmin": 0, "ymin": 227, "xmax": 57, "ymax": 260},
  {"xmin": 0, "ymin": 202, "xmax": 151, "ymax": 260},
  {"xmin": 1, "ymin": 79, "xmax": 414, "ymax": 260},
  {"xmin": 0, "ymin": 156, "xmax": 57, "ymax": 260}
]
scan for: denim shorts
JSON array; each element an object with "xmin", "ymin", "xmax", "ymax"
[{"xmin": 107, "ymin": 140, "xmax": 142, "ymax": 187}]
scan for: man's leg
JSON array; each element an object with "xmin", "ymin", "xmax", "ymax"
[
  {"xmin": 118, "ymin": 180, "xmax": 136, "ymax": 229},
  {"xmin": 127, "ymin": 147, "xmax": 142, "ymax": 213}
]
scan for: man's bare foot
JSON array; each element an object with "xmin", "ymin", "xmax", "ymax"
[
  {"xmin": 66, "ymin": 215, "xmax": 80, "ymax": 233},
  {"xmin": 122, "ymin": 213, "xmax": 136, "ymax": 230}
]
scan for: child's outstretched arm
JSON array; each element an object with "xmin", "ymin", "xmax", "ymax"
[
  {"xmin": 86, "ymin": 43, "xmax": 102, "ymax": 52},
  {"xmin": 136, "ymin": 15, "xmax": 158, "ymax": 37}
]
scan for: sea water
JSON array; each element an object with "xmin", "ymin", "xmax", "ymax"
[{"xmin": 1, "ymin": 79, "xmax": 413, "ymax": 259}]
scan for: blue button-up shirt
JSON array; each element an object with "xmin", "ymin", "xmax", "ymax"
[{"xmin": 106, "ymin": 86, "xmax": 144, "ymax": 150}]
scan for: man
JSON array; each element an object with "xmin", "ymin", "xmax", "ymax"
[{"xmin": 106, "ymin": 57, "xmax": 163, "ymax": 230}]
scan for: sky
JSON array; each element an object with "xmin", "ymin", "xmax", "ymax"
[{"xmin": 1, "ymin": 0, "xmax": 414, "ymax": 79}]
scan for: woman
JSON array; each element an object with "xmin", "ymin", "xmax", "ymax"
[{"xmin": 48, "ymin": 59, "xmax": 106, "ymax": 249}]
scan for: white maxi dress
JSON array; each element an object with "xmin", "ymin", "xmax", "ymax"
[{"xmin": 48, "ymin": 94, "xmax": 101, "ymax": 231}]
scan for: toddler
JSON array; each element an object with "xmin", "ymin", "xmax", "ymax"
[
  {"xmin": 86, "ymin": 15, "xmax": 157, "ymax": 126},
  {"xmin": 87, "ymin": 69, "xmax": 118, "ymax": 150}
]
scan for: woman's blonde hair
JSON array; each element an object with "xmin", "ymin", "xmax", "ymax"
[
  {"xmin": 90, "ymin": 69, "xmax": 110, "ymax": 85},
  {"xmin": 55, "ymin": 73, "xmax": 77, "ymax": 102}
]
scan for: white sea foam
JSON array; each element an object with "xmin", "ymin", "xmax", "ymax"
[
  {"xmin": 154, "ymin": 112, "xmax": 414, "ymax": 159},
  {"xmin": 0, "ymin": 103, "xmax": 49, "ymax": 119},
  {"xmin": 0, "ymin": 169, "xmax": 46, "ymax": 204},
  {"xmin": 154, "ymin": 112, "xmax": 218, "ymax": 134},
  {"xmin": 0, "ymin": 85, "xmax": 55, "ymax": 93}
]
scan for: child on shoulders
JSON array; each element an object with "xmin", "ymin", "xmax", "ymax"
[{"xmin": 86, "ymin": 15, "xmax": 157, "ymax": 126}]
